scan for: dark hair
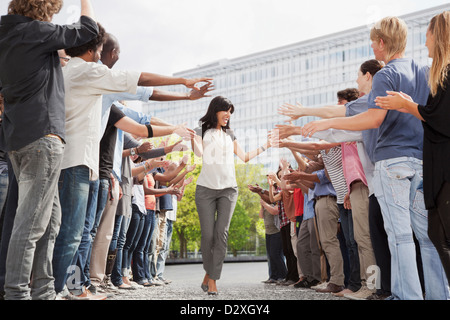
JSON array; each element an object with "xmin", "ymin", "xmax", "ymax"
[
  {"xmin": 360, "ymin": 59, "xmax": 384, "ymax": 77},
  {"xmin": 198, "ymin": 96, "xmax": 234, "ymax": 137},
  {"xmin": 337, "ymin": 88, "xmax": 360, "ymax": 103},
  {"xmin": 65, "ymin": 22, "xmax": 106, "ymax": 58}
]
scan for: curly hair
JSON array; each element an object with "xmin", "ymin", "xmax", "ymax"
[
  {"xmin": 65, "ymin": 22, "xmax": 106, "ymax": 58},
  {"xmin": 8, "ymin": 0, "xmax": 63, "ymax": 22},
  {"xmin": 337, "ymin": 88, "xmax": 360, "ymax": 103}
]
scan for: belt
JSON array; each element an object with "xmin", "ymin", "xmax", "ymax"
[
  {"xmin": 315, "ymin": 195, "xmax": 336, "ymax": 201},
  {"xmin": 45, "ymin": 134, "xmax": 63, "ymax": 143}
]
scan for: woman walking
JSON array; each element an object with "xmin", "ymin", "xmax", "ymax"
[{"xmin": 191, "ymin": 96, "xmax": 270, "ymax": 295}]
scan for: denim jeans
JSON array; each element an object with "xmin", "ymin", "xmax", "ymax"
[
  {"xmin": 132, "ymin": 210, "xmax": 157, "ymax": 284},
  {"xmin": 0, "ymin": 171, "xmax": 9, "ymax": 221},
  {"xmin": 0, "ymin": 159, "xmax": 16, "ymax": 297},
  {"xmin": 266, "ymin": 231, "xmax": 287, "ymax": 280},
  {"xmin": 80, "ymin": 178, "xmax": 109, "ymax": 288},
  {"xmin": 53, "ymin": 165, "xmax": 90, "ymax": 294},
  {"xmin": 374, "ymin": 157, "xmax": 450, "ymax": 300},
  {"xmin": 338, "ymin": 204, "xmax": 361, "ymax": 292},
  {"xmin": 5, "ymin": 136, "xmax": 64, "ymax": 300},
  {"xmin": 110, "ymin": 214, "xmax": 129, "ymax": 286},
  {"xmin": 71, "ymin": 179, "xmax": 99, "ymax": 291},
  {"xmin": 122, "ymin": 205, "xmax": 145, "ymax": 274}
]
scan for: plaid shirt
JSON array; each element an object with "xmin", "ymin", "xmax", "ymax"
[{"xmin": 277, "ymin": 188, "xmax": 289, "ymax": 228}]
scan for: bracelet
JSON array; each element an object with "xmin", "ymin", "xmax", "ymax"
[
  {"xmin": 261, "ymin": 145, "xmax": 266, "ymax": 152},
  {"xmin": 144, "ymin": 161, "xmax": 150, "ymax": 173},
  {"xmin": 146, "ymin": 124, "xmax": 153, "ymax": 138}
]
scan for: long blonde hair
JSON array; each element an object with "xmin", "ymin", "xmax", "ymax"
[
  {"xmin": 428, "ymin": 11, "xmax": 450, "ymax": 97},
  {"xmin": 8, "ymin": 0, "xmax": 63, "ymax": 22}
]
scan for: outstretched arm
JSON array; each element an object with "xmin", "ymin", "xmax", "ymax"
[
  {"xmin": 150, "ymin": 83, "xmax": 214, "ymax": 101},
  {"xmin": 138, "ymin": 74, "xmax": 212, "ymax": 88},
  {"xmin": 278, "ymin": 102, "xmax": 346, "ymax": 121},
  {"xmin": 234, "ymin": 139, "xmax": 270, "ymax": 163},
  {"xmin": 301, "ymin": 108, "xmax": 386, "ymax": 138}
]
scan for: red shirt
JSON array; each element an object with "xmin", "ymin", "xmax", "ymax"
[{"xmin": 293, "ymin": 188, "xmax": 304, "ymax": 217}]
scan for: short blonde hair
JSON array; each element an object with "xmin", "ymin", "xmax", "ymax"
[
  {"xmin": 8, "ymin": 0, "xmax": 63, "ymax": 22},
  {"xmin": 370, "ymin": 16, "xmax": 408, "ymax": 61}
]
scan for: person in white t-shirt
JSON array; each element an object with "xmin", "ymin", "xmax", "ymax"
[{"xmin": 191, "ymin": 96, "xmax": 271, "ymax": 295}]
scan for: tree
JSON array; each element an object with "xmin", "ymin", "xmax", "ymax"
[{"xmin": 227, "ymin": 199, "xmax": 251, "ymax": 257}]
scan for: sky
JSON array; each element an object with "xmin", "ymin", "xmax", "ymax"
[{"xmin": 1, "ymin": 0, "xmax": 448, "ymax": 76}]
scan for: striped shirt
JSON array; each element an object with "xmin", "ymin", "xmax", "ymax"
[{"xmin": 320, "ymin": 146, "xmax": 348, "ymax": 204}]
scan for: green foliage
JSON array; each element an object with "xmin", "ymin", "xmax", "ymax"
[{"xmin": 227, "ymin": 199, "xmax": 252, "ymax": 256}]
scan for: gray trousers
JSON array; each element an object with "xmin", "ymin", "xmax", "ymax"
[
  {"xmin": 297, "ymin": 218, "xmax": 321, "ymax": 283},
  {"xmin": 195, "ymin": 185, "xmax": 238, "ymax": 280},
  {"xmin": 6, "ymin": 136, "xmax": 64, "ymax": 300}
]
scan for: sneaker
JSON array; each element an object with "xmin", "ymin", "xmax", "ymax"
[
  {"xmin": 71, "ymin": 286, "xmax": 108, "ymax": 300},
  {"xmin": 294, "ymin": 278, "xmax": 319, "ymax": 289},
  {"xmin": 344, "ymin": 286, "xmax": 376, "ymax": 300},
  {"xmin": 262, "ymin": 279, "xmax": 278, "ymax": 284},
  {"xmin": 55, "ymin": 286, "xmax": 84, "ymax": 300},
  {"xmin": 148, "ymin": 278, "xmax": 165, "ymax": 286},
  {"xmin": 158, "ymin": 277, "xmax": 172, "ymax": 285},
  {"xmin": 311, "ymin": 281, "xmax": 328, "ymax": 290}
]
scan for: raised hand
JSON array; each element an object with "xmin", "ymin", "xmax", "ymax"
[
  {"xmin": 301, "ymin": 119, "xmax": 331, "ymax": 138},
  {"xmin": 188, "ymin": 82, "xmax": 215, "ymax": 100},
  {"xmin": 137, "ymin": 141, "xmax": 153, "ymax": 154},
  {"xmin": 272, "ymin": 123, "xmax": 301, "ymax": 140},
  {"xmin": 185, "ymin": 77, "xmax": 214, "ymax": 89},
  {"xmin": 278, "ymin": 102, "xmax": 305, "ymax": 121},
  {"xmin": 174, "ymin": 123, "xmax": 196, "ymax": 141}
]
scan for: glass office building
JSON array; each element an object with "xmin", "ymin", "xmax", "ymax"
[{"xmin": 142, "ymin": 4, "xmax": 449, "ymax": 172}]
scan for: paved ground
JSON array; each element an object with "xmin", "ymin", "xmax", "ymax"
[{"xmin": 109, "ymin": 261, "xmax": 345, "ymax": 301}]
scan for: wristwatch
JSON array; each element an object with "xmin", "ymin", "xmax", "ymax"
[{"xmin": 130, "ymin": 148, "xmax": 136, "ymax": 156}]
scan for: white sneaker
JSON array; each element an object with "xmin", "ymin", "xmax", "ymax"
[{"xmin": 311, "ymin": 281, "xmax": 328, "ymax": 290}]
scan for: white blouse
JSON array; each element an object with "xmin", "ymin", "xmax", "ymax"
[{"xmin": 196, "ymin": 128, "xmax": 238, "ymax": 190}]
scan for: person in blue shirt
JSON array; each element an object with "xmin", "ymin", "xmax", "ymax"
[{"xmin": 301, "ymin": 16, "xmax": 449, "ymax": 300}]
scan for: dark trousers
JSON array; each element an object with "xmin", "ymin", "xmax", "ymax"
[
  {"xmin": 338, "ymin": 204, "xmax": 361, "ymax": 292},
  {"xmin": 0, "ymin": 159, "xmax": 18, "ymax": 297},
  {"xmin": 428, "ymin": 182, "xmax": 450, "ymax": 284},
  {"xmin": 368, "ymin": 195, "xmax": 391, "ymax": 295},
  {"xmin": 280, "ymin": 222, "xmax": 299, "ymax": 282}
]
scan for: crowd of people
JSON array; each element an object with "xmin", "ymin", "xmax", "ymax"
[
  {"xmin": 250, "ymin": 11, "xmax": 450, "ymax": 300},
  {"xmin": 0, "ymin": 0, "xmax": 449, "ymax": 301},
  {"xmin": 0, "ymin": 0, "xmax": 211, "ymax": 300}
]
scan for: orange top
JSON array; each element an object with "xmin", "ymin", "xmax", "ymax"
[{"xmin": 144, "ymin": 174, "xmax": 156, "ymax": 210}]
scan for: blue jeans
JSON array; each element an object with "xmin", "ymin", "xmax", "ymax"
[
  {"xmin": 338, "ymin": 204, "xmax": 361, "ymax": 292},
  {"xmin": 122, "ymin": 205, "xmax": 145, "ymax": 274},
  {"xmin": 266, "ymin": 231, "xmax": 287, "ymax": 280},
  {"xmin": 110, "ymin": 215, "xmax": 129, "ymax": 286},
  {"xmin": 374, "ymin": 157, "xmax": 450, "ymax": 300},
  {"xmin": 83, "ymin": 178, "xmax": 109, "ymax": 287},
  {"xmin": 5, "ymin": 137, "xmax": 64, "ymax": 300},
  {"xmin": 53, "ymin": 165, "xmax": 90, "ymax": 294},
  {"xmin": 132, "ymin": 210, "xmax": 156, "ymax": 284},
  {"xmin": 71, "ymin": 179, "xmax": 99, "ymax": 291}
]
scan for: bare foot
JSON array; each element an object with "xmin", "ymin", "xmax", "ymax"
[{"xmin": 202, "ymin": 273, "xmax": 210, "ymax": 286}]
